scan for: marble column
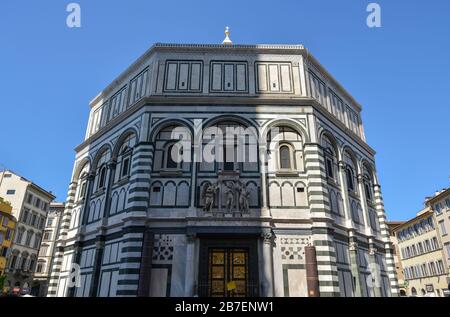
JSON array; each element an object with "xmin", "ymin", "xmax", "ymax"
[
  {"xmin": 88, "ymin": 237, "xmax": 105, "ymax": 297},
  {"xmin": 368, "ymin": 244, "xmax": 382, "ymax": 297},
  {"xmin": 348, "ymin": 238, "xmax": 363, "ymax": 297},
  {"xmin": 184, "ymin": 234, "xmax": 196, "ymax": 296},
  {"xmin": 260, "ymin": 232, "xmax": 274, "ymax": 297}
]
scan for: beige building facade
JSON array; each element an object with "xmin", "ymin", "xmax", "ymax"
[
  {"xmin": 393, "ymin": 207, "xmax": 449, "ymax": 297},
  {"xmin": 426, "ymin": 188, "xmax": 450, "ymax": 296},
  {"xmin": 33, "ymin": 202, "xmax": 64, "ymax": 296},
  {"xmin": 0, "ymin": 170, "xmax": 55, "ymax": 294}
]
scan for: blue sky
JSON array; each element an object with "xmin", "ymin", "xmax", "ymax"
[{"xmin": 0, "ymin": 0, "xmax": 449, "ymax": 221}]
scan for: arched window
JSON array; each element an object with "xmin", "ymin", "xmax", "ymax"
[
  {"xmin": 116, "ymin": 133, "xmax": 136, "ymax": 180},
  {"xmin": 79, "ymin": 179, "xmax": 87, "ymax": 199},
  {"xmin": 95, "ymin": 150, "xmax": 110, "ymax": 191},
  {"xmin": 98, "ymin": 166, "xmax": 107, "ymax": 189},
  {"xmin": 344, "ymin": 152, "xmax": 356, "ymax": 192},
  {"xmin": 268, "ymin": 126, "xmax": 303, "ymax": 172},
  {"xmin": 25, "ymin": 230, "xmax": 34, "ymax": 247},
  {"xmin": 154, "ymin": 125, "xmax": 191, "ymax": 172},
  {"xmin": 346, "ymin": 168, "xmax": 354, "ymax": 191},
  {"xmin": 16, "ymin": 227, "xmax": 25, "ymax": 244},
  {"xmin": 364, "ymin": 180, "xmax": 372, "ymax": 201},
  {"xmin": 9, "ymin": 253, "xmax": 18, "ymax": 269},
  {"xmin": 121, "ymin": 156, "xmax": 130, "ymax": 177},
  {"xmin": 363, "ymin": 164, "xmax": 374, "ymax": 202},
  {"xmin": 33, "ymin": 233, "xmax": 41, "ymax": 249},
  {"xmin": 37, "ymin": 262, "xmax": 46, "ymax": 273},
  {"xmin": 76, "ymin": 163, "xmax": 89, "ymax": 202},
  {"xmin": 279, "ymin": 145, "xmax": 292, "ymax": 169},
  {"xmin": 166, "ymin": 143, "xmax": 179, "ymax": 169},
  {"xmin": 29, "ymin": 256, "xmax": 36, "ymax": 272},
  {"xmin": 322, "ymin": 135, "xmax": 337, "ymax": 181}
]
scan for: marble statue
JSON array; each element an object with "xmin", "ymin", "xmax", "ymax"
[
  {"xmin": 237, "ymin": 181, "xmax": 251, "ymax": 213},
  {"xmin": 202, "ymin": 182, "xmax": 218, "ymax": 212},
  {"xmin": 225, "ymin": 181, "xmax": 235, "ymax": 213}
]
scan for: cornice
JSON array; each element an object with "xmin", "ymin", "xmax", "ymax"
[{"xmin": 425, "ymin": 188, "xmax": 450, "ymax": 205}]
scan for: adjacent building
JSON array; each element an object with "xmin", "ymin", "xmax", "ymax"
[
  {"xmin": 0, "ymin": 170, "xmax": 55, "ymax": 294},
  {"xmin": 0, "ymin": 196, "xmax": 16, "ymax": 292},
  {"xmin": 49, "ymin": 37, "xmax": 398, "ymax": 297},
  {"xmin": 392, "ymin": 207, "xmax": 449, "ymax": 296},
  {"xmin": 33, "ymin": 202, "xmax": 64, "ymax": 296},
  {"xmin": 425, "ymin": 188, "xmax": 450, "ymax": 296}
]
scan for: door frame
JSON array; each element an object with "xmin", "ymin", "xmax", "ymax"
[{"xmin": 198, "ymin": 236, "xmax": 259, "ymax": 297}]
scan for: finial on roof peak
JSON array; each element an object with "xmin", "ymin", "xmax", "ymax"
[{"xmin": 222, "ymin": 26, "xmax": 232, "ymax": 45}]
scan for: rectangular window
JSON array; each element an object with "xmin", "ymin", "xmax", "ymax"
[
  {"xmin": 325, "ymin": 158, "xmax": 334, "ymax": 179},
  {"xmin": 108, "ymin": 86, "xmax": 128, "ymax": 121},
  {"xmin": 130, "ymin": 69, "xmax": 149, "ymax": 104},
  {"xmin": 31, "ymin": 214, "xmax": 37, "ymax": 227},
  {"xmin": 47, "ymin": 218, "xmax": 54, "ymax": 227},
  {"xmin": 27, "ymin": 194, "xmax": 33, "ymax": 204},
  {"xmin": 445, "ymin": 243, "xmax": 450, "ymax": 260},
  {"xmin": 412, "ymin": 245, "xmax": 417, "ymax": 256},
  {"xmin": 6, "ymin": 229, "xmax": 13, "ymax": 240},
  {"xmin": 39, "ymin": 217, "xmax": 45, "ymax": 230},
  {"xmin": 43, "ymin": 231, "xmax": 51, "ymax": 240},
  {"xmin": 121, "ymin": 157, "xmax": 130, "ymax": 178},
  {"xmin": 429, "ymin": 262, "xmax": 436, "ymax": 275},
  {"xmin": 435, "ymin": 203, "xmax": 442, "ymax": 213},
  {"xmin": 417, "ymin": 242, "xmax": 424, "ymax": 254},
  {"xmin": 39, "ymin": 246, "xmax": 48, "ymax": 257},
  {"xmin": 90, "ymin": 106, "xmax": 103, "ymax": 135},
  {"xmin": 34, "ymin": 198, "xmax": 41, "ymax": 208},
  {"xmin": 439, "ymin": 220, "xmax": 447, "ymax": 235},
  {"xmin": 21, "ymin": 209, "xmax": 29, "ymax": 223},
  {"xmin": 79, "ymin": 181, "xmax": 87, "ymax": 200},
  {"xmin": 421, "ymin": 264, "xmax": 428, "ymax": 277},
  {"xmin": 436, "ymin": 260, "xmax": 445, "ymax": 275},
  {"xmin": 432, "ymin": 237, "xmax": 439, "ymax": 250},
  {"xmin": 424, "ymin": 240, "xmax": 431, "ymax": 252},
  {"xmin": 6, "ymin": 189, "xmax": 15, "ymax": 195}
]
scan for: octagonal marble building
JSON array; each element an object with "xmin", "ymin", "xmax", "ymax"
[{"xmin": 49, "ymin": 42, "xmax": 398, "ymax": 297}]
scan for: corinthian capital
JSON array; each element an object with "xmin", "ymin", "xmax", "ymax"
[{"xmin": 261, "ymin": 232, "xmax": 274, "ymax": 244}]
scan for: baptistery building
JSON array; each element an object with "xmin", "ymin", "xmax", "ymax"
[{"xmin": 49, "ymin": 35, "xmax": 398, "ymax": 297}]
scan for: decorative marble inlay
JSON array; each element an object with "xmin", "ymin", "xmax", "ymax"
[
  {"xmin": 152, "ymin": 234, "xmax": 174, "ymax": 263},
  {"xmin": 281, "ymin": 246, "xmax": 303, "ymax": 260},
  {"xmin": 279, "ymin": 236, "xmax": 311, "ymax": 263}
]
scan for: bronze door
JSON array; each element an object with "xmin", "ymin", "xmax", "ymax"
[{"xmin": 208, "ymin": 248, "xmax": 248, "ymax": 297}]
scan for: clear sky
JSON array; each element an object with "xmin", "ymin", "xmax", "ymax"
[{"xmin": 0, "ymin": 0, "xmax": 449, "ymax": 221}]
